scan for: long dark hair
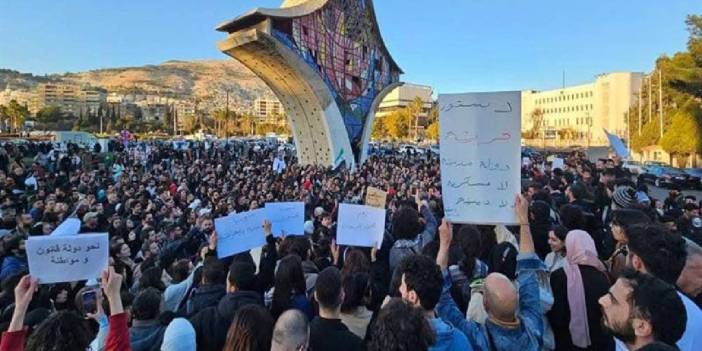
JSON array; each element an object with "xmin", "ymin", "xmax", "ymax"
[
  {"xmin": 271, "ymin": 255, "xmax": 306, "ymax": 319},
  {"xmin": 456, "ymin": 225, "xmax": 482, "ymax": 278},
  {"xmin": 25, "ymin": 311, "xmax": 92, "ymax": 351},
  {"xmin": 223, "ymin": 305, "xmax": 274, "ymax": 351}
]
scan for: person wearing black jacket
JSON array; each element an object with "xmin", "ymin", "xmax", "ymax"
[
  {"xmin": 310, "ymin": 266, "xmax": 365, "ymax": 351},
  {"xmin": 189, "ymin": 261, "xmax": 263, "ymax": 351}
]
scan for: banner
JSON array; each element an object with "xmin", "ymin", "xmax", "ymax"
[
  {"xmin": 439, "ymin": 91, "xmax": 521, "ymax": 224},
  {"xmin": 604, "ymin": 129, "xmax": 630, "ymax": 159},
  {"xmin": 336, "ymin": 204, "xmax": 385, "ymax": 249},
  {"xmin": 214, "ymin": 209, "xmax": 267, "ymax": 258},
  {"xmin": 265, "ymin": 202, "xmax": 305, "ymax": 237},
  {"xmin": 365, "ymin": 187, "xmax": 388, "ymax": 209},
  {"xmin": 27, "ymin": 233, "xmax": 109, "ymax": 284}
]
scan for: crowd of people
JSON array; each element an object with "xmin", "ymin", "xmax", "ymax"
[{"xmin": 0, "ymin": 139, "xmax": 698, "ymax": 351}]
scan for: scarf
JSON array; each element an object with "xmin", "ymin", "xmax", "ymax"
[{"xmin": 564, "ymin": 230, "xmax": 606, "ymax": 348}]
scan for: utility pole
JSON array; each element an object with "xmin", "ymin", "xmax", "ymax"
[
  {"xmin": 648, "ymin": 73, "xmax": 652, "ymax": 130},
  {"xmin": 658, "ymin": 70, "xmax": 663, "ymax": 138},
  {"xmin": 638, "ymin": 85, "xmax": 642, "ymax": 136},
  {"xmin": 225, "ymin": 89, "xmax": 230, "ymax": 139}
]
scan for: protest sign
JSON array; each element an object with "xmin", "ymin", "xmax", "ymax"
[
  {"xmin": 365, "ymin": 187, "xmax": 388, "ymax": 209},
  {"xmin": 551, "ymin": 157, "xmax": 565, "ymax": 170},
  {"xmin": 265, "ymin": 202, "xmax": 305, "ymax": 236},
  {"xmin": 215, "ymin": 209, "xmax": 267, "ymax": 258},
  {"xmin": 51, "ymin": 218, "xmax": 81, "ymax": 236},
  {"xmin": 336, "ymin": 204, "xmax": 385, "ymax": 249},
  {"xmin": 439, "ymin": 91, "xmax": 521, "ymax": 224},
  {"xmin": 27, "ymin": 233, "xmax": 109, "ymax": 284}
]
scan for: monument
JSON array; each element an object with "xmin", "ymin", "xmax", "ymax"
[{"xmin": 217, "ymin": 0, "xmax": 403, "ymax": 167}]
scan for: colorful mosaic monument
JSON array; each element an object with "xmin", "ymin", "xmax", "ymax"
[{"xmin": 217, "ymin": 0, "xmax": 402, "ymax": 166}]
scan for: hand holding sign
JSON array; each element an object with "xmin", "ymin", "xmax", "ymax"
[
  {"xmin": 336, "ymin": 204, "xmax": 385, "ymax": 249},
  {"xmin": 27, "ymin": 233, "xmax": 109, "ymax": 284},
  {"xmin": 214, "ymin": 209, "xmax": 267, "ymax": 258},
  {"xmin": 265, "ymin": 202, "xmax": 304, "ymax": 236}
]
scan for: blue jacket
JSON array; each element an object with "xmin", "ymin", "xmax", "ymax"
[
  {"xmin": 436, "ymin": 253, "xmax": 544, "ymax": 351},
  {"xmin": 0, "ymin": 256, "xmax": 27, "ymax": 281},
  {"xmin": 430, "ymin": 317, "xmax": 473, "ymax": 351},
  {"xmin": 389, "ymin": 204, "xmax": 438, "ymax": 271}
]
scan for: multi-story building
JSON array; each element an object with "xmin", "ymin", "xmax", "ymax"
[
  {"xmin": 521, "ymin": 72, "xmax": 643, "ymax": 146},
  {"xmin": 375, "ymin": 83, "xmax": 433, "ymax": 119},
  {"xmin": 0, "ymin": 87, "xmax": 33, "ymax": 108},
  {"xmin": 254, "ymin": 97, "xmax": 284, "ymax": 119},
  {"xmin": 32, "ymin": 83, "xmax": 106, "ymax": 115}
]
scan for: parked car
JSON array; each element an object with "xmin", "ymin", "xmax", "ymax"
[
  {"xmin": 685, "ymin": 168, "xmax": 702, "ymax": 189},
  {"xmin": 640, "ymin": 166, "xmax": 701, "ymax": 189},
  {"xmin": 398, "ymin": 144, "xmax": 425, "ymax": 155},
  {"xmin": 622, "ymin": 160, "xmax": 644, "ymax": 175}
]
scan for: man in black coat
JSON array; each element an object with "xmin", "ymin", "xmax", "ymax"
[{"xmin": 189, "ymin": 261, "xmax": 262, "ymax": 351}]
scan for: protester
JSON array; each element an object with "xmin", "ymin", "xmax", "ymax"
[
  {"xmin": 309, "ymin": 266, "xmax": 365, "ymax": 351},
  {"xmin": 271, "ymin": 309, "xmax": 310, "ymax": 351},
  {"xmin": 0, "ymin": 140, "xmax": 698, "ymax": 351},
  {"xmin": 600, "ymin": 269, "xmax": 686, "ymax": 350}
]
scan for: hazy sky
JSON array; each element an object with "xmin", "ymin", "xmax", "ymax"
[{"xmin": 1, "ymin": 0, "xmax": 700, "ymax": 93}]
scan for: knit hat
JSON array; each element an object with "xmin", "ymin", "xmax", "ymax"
[
  {"xmin": 161, "ymin": 318, "xmax": 196, "ymax": 351},
  {"xmin": 612, "ymin": 186, "xmax": 636, "ymax": 209}
]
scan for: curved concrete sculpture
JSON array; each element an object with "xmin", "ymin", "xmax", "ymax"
[{"xmin": 217, "ymin": 0, "xmax": 402, "ymax": 166}]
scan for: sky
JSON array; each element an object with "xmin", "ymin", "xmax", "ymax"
[{"xmin": 1, "ymin": 0, "xmax": 700, "ymax": 93}]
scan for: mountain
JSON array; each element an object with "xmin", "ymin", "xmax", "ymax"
[{"xmin": 0, "ymin": 60, "xmax": 274, "ymax": 106}]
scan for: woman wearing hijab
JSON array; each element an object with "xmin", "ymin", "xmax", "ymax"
[{"xmin": 548, "ymin": 230, "xmax": 614, "ymax": 350}]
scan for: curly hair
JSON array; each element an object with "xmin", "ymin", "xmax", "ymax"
[
  {"xmin": 25, "ymin": 311, "xmax": 92, "ymax": 351},
  {"xmin": 396, "ymin": 254, "xmax": 443, "ymax": 310},
  {"xmin": 368, "ymin": 298, "xmax": 435, "ymax": 351}
]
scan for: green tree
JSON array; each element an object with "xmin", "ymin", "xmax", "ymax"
[
  {"xmin": 528, "ymin": 108, "xmax": 545, "ymax": 139},
  {"xmin": 407, "ymin": 96, "xmax": 425, "ymax": 140},
  {"xmin": 4, "ymin": 100, "xmax": 29, "ymax": 132},
  {"xmin": 660, "ymin": 103, "xmax": 702, "ymax": 166}
]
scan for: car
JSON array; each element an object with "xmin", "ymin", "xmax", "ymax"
[
  {"xmin": 685, "ymin": 168, "xmax": 702, "ymax": 189},
  {"xmin": 622, "ymin": 160, "xmax": 644, "ymax": 175},
  {"xmin": 640, "ymin": 166, "xmax": 701, "ymax": 189},
  {"xmin": 398, "ymin": 144, "xmax": 425, "ymax": 155}
]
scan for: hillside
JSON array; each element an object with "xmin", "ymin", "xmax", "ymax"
[{"xmin": 0, "ymin": 59, "xmax": 274, "ymax": 104}]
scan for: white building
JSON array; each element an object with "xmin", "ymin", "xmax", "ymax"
[
  {"xmin": 521, "ymin": 72, "xmax": 643, "ymax": 146},
  {"xmin": 376, "ymin": 83, "xmax": 433, "ymax": 119}
]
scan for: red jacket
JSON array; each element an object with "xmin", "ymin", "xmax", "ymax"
[
  {"xmin": 105, "ymin": 312, "xmax": 131, "ymax": 351},
  {"xmin": 0, "ymin": 330, "xmax": 25, "ymax": 351},
  {"xmin": 0, "ymin": 312, "xmax": 131, "ymax": 351}
]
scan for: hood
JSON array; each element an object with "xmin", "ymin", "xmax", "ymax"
[
  {"xmin": 161, "ymin": 318, "xmax": 196, "ymax": 351},
  {"xmin": 129, "ymin": 322, "xmax": 165, "ymax": 351},
  {"xmin": 216, "ymin": 290, "xmax": 262, "ymax": 320},
  {"xmin": 430, "ymin": 318, "xmax": 464, "ymax": 351}
]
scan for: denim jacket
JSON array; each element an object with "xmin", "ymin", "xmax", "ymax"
[
  {"xmin": 389, "ymin": 204, "xmax": 438, "ymax": 271},
  {"xmin": 436, "ymin": 253, "xmax": 544, "ymax": 351}
]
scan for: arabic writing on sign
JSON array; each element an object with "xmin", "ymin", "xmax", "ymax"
[
  {"xmin": 439, "ymin": 91, "xmax": 521, "ymax": 224},
  {"xmin": 27, "ymin": 233, "xmax": 109, "ymax": 284},
  {"xmin": 215, "ymin": 209, "xmax": 267, "ymax": 258},
  {"xmin": 265, "ymin": 202, "xmax": 305, "ymax": 236},
  {"xmin": 337, "ymin": 204, "xmax": 385, "ymax": 249},
  {"xmin": 444, "ymin": 131, "xmax": 512, "ymax": 145}
]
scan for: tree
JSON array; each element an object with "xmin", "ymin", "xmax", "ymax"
[
  {"xmin": 426, "ymin": 121, "xmax": 439, "ymax": 141},
  {"xmin": 407, "ymin": 96, "xmax": 425, "ymax": 140},
  {"xmin": 385, "ymin": 109, "xmax": 411, "ymax": 140},
  {"xmin": 660, "ymin": 103, "xmax": 702, "ymax": 166},
  {"xmin": 371, "ymin": 116, "xmax": 388, "ymax": 140},
  {"xmin": 4, "ymin": 100, "xmax": 30, "ymax": 132},
  {"xmin": 181, "ymin": 114, "xmax": 197, "ymax": 134},
  {"xmin": 528, "ymin": 108, "xmax": 545, "ymax": 139}
]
